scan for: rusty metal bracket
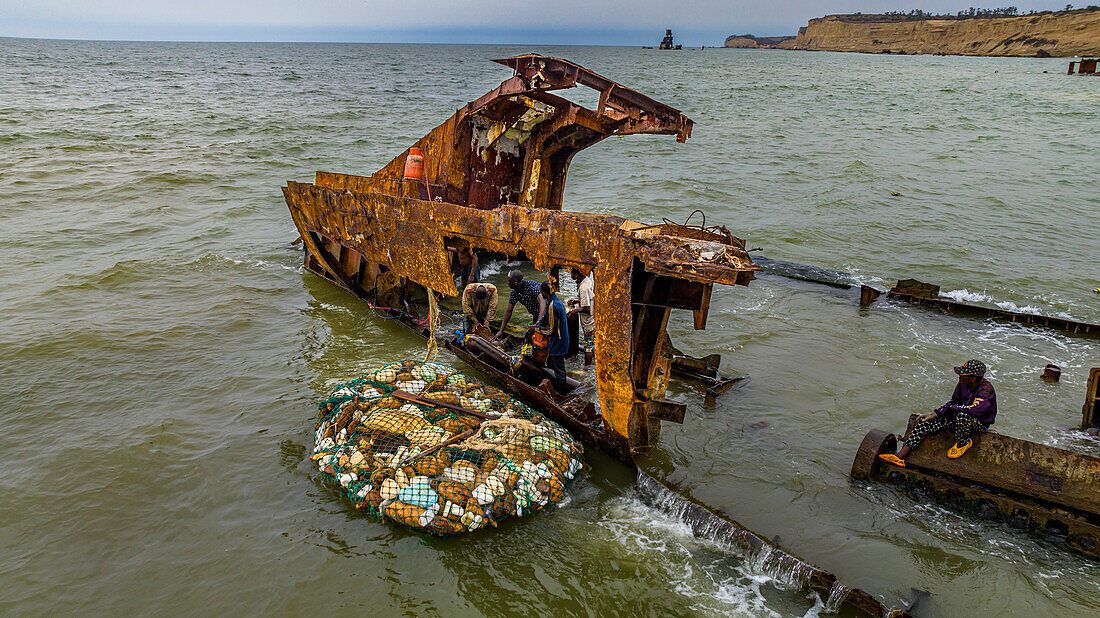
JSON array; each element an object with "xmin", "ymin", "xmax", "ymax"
[{"xmin": 1083, "ymin": 368, "xmax": 1100, "ymax": 431}]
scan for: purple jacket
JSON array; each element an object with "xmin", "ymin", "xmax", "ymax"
[{"xmin": 936, "ymin": 379, "xmax": 997, "ymax": 427}]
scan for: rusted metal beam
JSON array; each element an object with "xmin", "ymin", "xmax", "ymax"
[
  {"xmin": 491, "ymin": 55, "xmax": 693, "ymax": 142},
  {"xmin": 637, "ymin": 471, "xmax": 913, "ymax": 617},
  {"xmin": 1083, "ymin": 368, "xmax": 1100, "ymax": 431},
  {"xmin": 852, "ymin": 417, "xmax": 1100, "ymax": 558},
  {"xmin": 859, "ymin": 279, "xmax": 1098, "ymax": 338},
  {"xmin": 859, "ymin": 284, "xmax": 882, "ymax": 307}
]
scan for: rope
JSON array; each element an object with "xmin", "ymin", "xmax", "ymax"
[
  {"xmin": 457, "ymin": 417, "xmax": 551, "ymax": 451},
  {"xmin": 423, "ymin": 291, "xmax": 440, "ymax": 361}
]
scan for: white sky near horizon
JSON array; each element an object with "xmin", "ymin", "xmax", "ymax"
[{"xmin": 0, "ymin": 1, "xmax": 1085, "ymax": 44}]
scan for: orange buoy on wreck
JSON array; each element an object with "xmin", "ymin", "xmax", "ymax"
[{"xmin": 403, "ymin": 147, "xmax": 425, "ymax": 181}]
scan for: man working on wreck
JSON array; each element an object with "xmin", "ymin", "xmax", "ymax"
[
  {"xmin": 566, "ymin": 266, "xmax": 595, "ymax": 366},
  {"xmin": 537, "ymin": 281, "xmax": 570, "ymax": 395},
  {"xmin": 879, "ymin": 360, "xmax": 997, "ymax": 467},
  {"xmin": 492, "ymin": 270, "xmax": 545, "ymax": 342},
  {"xmin": 461, "ymin": 282, "xmax": 497, "ymax": 335},
  {"xmin": 456, "ymin": 246, "xmax": 480, "ymax": 287}
]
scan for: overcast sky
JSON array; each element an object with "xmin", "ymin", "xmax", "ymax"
[{"xmin": 0, "ymin": 1, "xmax": 1079, "ymax": 44}]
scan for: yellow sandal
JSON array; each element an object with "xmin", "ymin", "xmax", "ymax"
[
  {"xmin": 947, "ymin": 439, "xmax": 973, "ymax": 459},
  {"xmin": 878, "ymin": 453, "xmax": 906, "ymax": 467}
]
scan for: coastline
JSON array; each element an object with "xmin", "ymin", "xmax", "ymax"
[{"xmin": 726, "ymin": 9, "xmax": 1100, "ymax": 57}]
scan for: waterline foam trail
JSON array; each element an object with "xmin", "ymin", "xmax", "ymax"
[{"xmin": 634, "ymin": 470, "xmax": 895, "ymax": 616}]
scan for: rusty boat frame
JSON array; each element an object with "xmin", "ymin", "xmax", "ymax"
[
  {"xmin": 1068, "ymin": 58, "xmax": 1099, "ymax": 74},
  {"xmin": 284, "ymin": 54, "xmax": 755, "ymax": 460},
  {"xmin": 283, "ymin": 54, "xmax": 915, "ymax": 617}
]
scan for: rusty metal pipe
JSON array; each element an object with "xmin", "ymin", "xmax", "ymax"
[{"xmin": 852, "ymin": 418, "xmax": 1100, "ymax": 558}]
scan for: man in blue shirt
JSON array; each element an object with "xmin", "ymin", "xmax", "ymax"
[{"xmin": 538, "ymin": 281, "xmax": 570, "ymax": 395}]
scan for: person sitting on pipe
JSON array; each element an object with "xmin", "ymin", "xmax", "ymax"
[{"xmin": 879, "ymin": 360, "xmax": 997, "ymax": 466}]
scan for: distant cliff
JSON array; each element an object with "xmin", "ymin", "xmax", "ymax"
[
  {"xmin": 774, "ymin": 9, "xmax": 1100, "ymax": 57},
  {"xmin": 723, "ymin": 34, "xmax": 794, "ymax": 48}
]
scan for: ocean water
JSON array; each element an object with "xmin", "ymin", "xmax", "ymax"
[{"xmin": 1, "ymin": 38, "xmax": 1097, "ymax": 616}]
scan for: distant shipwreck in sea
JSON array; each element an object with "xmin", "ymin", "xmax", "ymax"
[
  {"xmin": 1068, "ymin": 57, "xmax": 1099, "ymax": 74},
  {"xmin": 642, "ymin": 29, "xmax": 682, "ymax": 50}
]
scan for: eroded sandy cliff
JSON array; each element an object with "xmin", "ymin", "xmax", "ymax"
[{"xmin": 775, "ymin": 10, "xmax": 1099, "ymax": 56}]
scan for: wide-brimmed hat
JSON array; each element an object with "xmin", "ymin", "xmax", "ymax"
[{"xmin": 954, "ymin": 359, "xmax": 986, "ymax": 377}]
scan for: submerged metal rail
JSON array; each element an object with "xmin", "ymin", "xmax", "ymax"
[
  {"xmin": 861, "ymin": 279, "xmax": 1098, "ymax": 338},
  {"xmin": 636, "ymin": 471, "xmax": 912, "ymax": 617}
]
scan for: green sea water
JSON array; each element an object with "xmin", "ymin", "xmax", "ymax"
[{"xmin": 1, "ymin": 38, "xmax": 1098, "ymax": 616}]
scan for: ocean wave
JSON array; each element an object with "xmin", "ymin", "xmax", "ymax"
[
  {"xmin": 207, "ymin": 253, "xmax": 303, "ymax": 274},
  {"xmin": 941, "ymin": 288, "xmax": 1076, "ymax": 319}
]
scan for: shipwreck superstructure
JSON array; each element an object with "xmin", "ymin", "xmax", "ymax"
[{"xmin": 283, "ymin": 54, "xmax": 756, "ymax": 457}]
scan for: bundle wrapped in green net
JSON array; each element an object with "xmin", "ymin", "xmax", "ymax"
[{"xmin": 312, "ymin": 360, "xmax": 583, "ymax": 534}]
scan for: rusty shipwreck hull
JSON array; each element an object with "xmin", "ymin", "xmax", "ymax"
[
  {"xmin": 283, "ymin": 54, "xmax": 756, "ymax": 456},
  {"xmin": 853, "ymin": 415, "xmax": 1100, "ymax": 558}
]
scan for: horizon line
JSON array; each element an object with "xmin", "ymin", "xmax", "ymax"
[
  {"xmin": 0, "ymin": 24, "xmax": 782, "ymax": 47},
  {"xmin": 1, "ymin": 34, "xmax": 732, "ymax": 46}
]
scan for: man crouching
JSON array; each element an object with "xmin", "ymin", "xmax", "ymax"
[{"xmin": 879, "ymin": 360, "xmax": 997, "ymax": 466}]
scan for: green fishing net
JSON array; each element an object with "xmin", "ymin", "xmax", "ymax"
[{"xmin": 312, "ymin": 360, "xmax": 583, "ymax": 534}]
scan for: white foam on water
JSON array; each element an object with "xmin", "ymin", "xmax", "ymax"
[
  {"xmin": 992, "ymin": 300, "xmax": 1046, "ymax": 316},
  {"xmin": 940, "ymin": 288, "xmax": 992, "ymax": 304},
  {"xmin": 250, "ymin": 258, "xmax": 302, "ymax": 273},
  {"xmin": 597, "ymin": 491, "xmax": 796, "ymax": 617},
  {"xmin": 823, "ymin": 582, "xmax": 852, "ymax": 614},
  {"xmin": 479, "ymin": 259, "xmax": 507, "ymax": 278},
  {"xmin": 210, "ymin": 253, "xmax": 303, "ymax": 273},
  {"xmin": 1035, "ymin": 430, "xmax": 1100, "ymax": 459},
  {"xmin": 720, "ymin": 285, "xmax": 780, "ymax": 314},
  {"xmin": 941, "ymin": 288, "xmax": 1076, "ymax": 319}
]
